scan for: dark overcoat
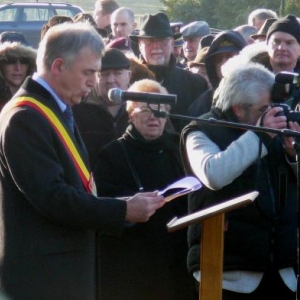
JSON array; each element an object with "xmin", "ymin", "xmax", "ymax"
[
  {"xmin": 0, "ymin": 78, "xmax": 126, "ymax": 300},
  {"xmin": 94, "ymin": 125, "xmax": 193, "ymax": 300}
]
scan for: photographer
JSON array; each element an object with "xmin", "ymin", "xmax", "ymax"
[{"xmin": 181, "ymin": 61, "xmax": 300, "ymax": 300}]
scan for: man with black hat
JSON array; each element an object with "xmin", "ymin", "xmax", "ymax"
[
  {"xmin": 129, "ymin": 12, "xmax": 208, "ymax": 132},
  {"xmin": 250, "ymin": 15, "xmax": 300, "ymax": 74},
  {"xmin": 265, "ymin": 15, "xmax": 300, "ymax": 74},
  {"xmin": 73, "ymin": 48, "xmax": 131, "ymax": 166},
  {"xmin": 249, "ymin": 15, "xmax": 300, "ymax": 106}
]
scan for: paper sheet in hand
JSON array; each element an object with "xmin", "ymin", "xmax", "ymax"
[{"xmin": 158, "ymin": 176, "xmax": 202, "ymax": 202}]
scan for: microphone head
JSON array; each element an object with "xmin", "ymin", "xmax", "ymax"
[{"xmin": 108, "ymin": 88, "xmax": 123, "ymax": 104}]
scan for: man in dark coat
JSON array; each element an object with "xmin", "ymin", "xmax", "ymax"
[
  {"xmin": 73, "ymin": 48, "xmax": 131, "ymax": 166},
  {"xmin": 250, "ymin": 15, "xmax": 300, "ymax": 107},
  {"xmin": 94, "ymin": 79, "xmax": 193, "ymax": 300},
  {"xmin": 0, "ymin": 22, "xmax": 164, "ymax": 300},
  {"xmin": 129, "ymin": 12, "xmax": 208, "ymax": 132}
]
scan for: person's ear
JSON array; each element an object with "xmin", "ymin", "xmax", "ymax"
[
  {"xmin": 232, "ymin": 104, "xmax": 243, "ymax": 119},
  {"xmin": 51, "ymin": 58, "xmax": 64, "ymax": 74}
]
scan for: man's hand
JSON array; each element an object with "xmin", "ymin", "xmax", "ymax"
[
  {"xmin": 258, "ymin": 106, "xmax": 287, "ymax": 138},
  {"xmin": 283, "ymin": 121, "xmax": 300, "ymax": 158},
  {"xmin": 125, "ymin": 191, "xmax": 165, "ymax": 223}
]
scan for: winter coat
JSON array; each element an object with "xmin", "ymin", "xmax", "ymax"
[
  {"xmin": 187, "ymin": 30, "xmax": 246, "ymax": 117},
  {"xmin": 141, "ymin": 54, "xmax": 208, "ymax": 132},
  {"xmin": 93, "ymin": 124, "xmax": 193, "ymax": 300}
]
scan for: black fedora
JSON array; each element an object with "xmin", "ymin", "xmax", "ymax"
[{"xmin": 129, "ymin": 13, "xmax": 173, "ymax": 43}]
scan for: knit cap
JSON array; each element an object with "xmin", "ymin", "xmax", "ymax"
[{"xmin": 266, "ymin": 15, "xmax": 300, "ymax": 44}]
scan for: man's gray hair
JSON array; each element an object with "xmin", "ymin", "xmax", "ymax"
[
  {"xmin": 37, "ymin": 22, "xmax": 104, "ymax": 73},
  {"xmin": 215, "ymin": 62, "xmax": 275, "ymax": 112},
  {"xmin": 248, "ymin": 8, "xmax": 278, "ymax": 26}
]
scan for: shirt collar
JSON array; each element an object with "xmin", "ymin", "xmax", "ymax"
[{"xmin": 32, "ymin": 72, "xmax": 67, "ymax": 112}]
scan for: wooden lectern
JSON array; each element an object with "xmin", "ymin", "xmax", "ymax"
[{"xmin": 167, "ymin": 191, "xmax": 259, "ymax": 300}]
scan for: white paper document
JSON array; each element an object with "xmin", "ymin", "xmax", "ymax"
[{"xmin": 158, "ymin": 176, "xmax": 202, "ymax": 202}]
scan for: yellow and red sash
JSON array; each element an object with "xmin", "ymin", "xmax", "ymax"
[{"xmin": 6, "ymin": 96, "xmax": 97, "ymax": 196}]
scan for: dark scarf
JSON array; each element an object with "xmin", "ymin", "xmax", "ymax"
[{"xmin": 122, "ymin": 123, "xmax": 180, "ymax": 154}]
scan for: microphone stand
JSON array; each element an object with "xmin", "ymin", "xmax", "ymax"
[{"xmin": 152, "ymin": 108, "xmax": 300, "ymax": 297}]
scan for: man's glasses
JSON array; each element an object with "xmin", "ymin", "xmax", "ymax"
[{"xmin": 3, "ymin": 57, "xmax": 30, "ymax": 65}]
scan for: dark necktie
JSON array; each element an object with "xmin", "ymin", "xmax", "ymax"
[{"xmin": 63, "ymin": 105, "xmax": 74, "ymax": 133}]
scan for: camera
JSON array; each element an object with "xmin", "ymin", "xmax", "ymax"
[
  {"xmin": 271, "ymin": 72, "xmax": 300, "ymax": 123},
  {"xmin": 273, "ymin": 71, "xmax": 300, "ymax": 108},
  {"xmin": 272, "ymin": 103, "xmax": 300, "ymax": 123}
]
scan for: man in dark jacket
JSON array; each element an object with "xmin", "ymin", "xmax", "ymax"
[
  {"xmin": 73, "ymin": 48, "xmax": 131, "ymax": 166},
  {"xmin": 251, "ymin": 15, "xmax": 300, "ymax": 107},
  {"xmin": 0, "ymin": 22, "xmax": 164, "ymax": 300},
  {"xmin": 187, "ymin": 30, "xmax": 246, "ymax": 117},
  {"xmin": 181, "ymin": 61, "xmax": 299, "ymax": 300},
  {"xmin": 129, "ymin": 12, "xmax": 208, "ymax": 132}
]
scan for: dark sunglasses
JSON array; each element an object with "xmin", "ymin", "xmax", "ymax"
[{"xmin": 3, "ymin": 57, "xmax": 30, "ymax": 65}]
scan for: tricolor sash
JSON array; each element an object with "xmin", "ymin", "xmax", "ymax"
[{"xmin": 6, "ymin": 96, "xmax": 97, "ymax": 196}]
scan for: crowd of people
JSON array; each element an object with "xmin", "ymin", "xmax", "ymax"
[{"xmin": 0, "ymin": 1, "xmax": 300, "ymax": 300}]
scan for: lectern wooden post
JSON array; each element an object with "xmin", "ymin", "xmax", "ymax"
[{"xmin": 167, "ymin": 191, "xmax": 259, "ymax": 300}]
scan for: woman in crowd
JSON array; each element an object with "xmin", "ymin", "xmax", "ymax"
[
  {"xmin": 94, "ymin": 79, "xmax": 193, "ymax": 300},
  {"xmin": 0, "ymin": 37, "xmax": 36, "ymax": 110}
]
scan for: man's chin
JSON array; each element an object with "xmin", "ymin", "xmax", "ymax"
[{"xmin": 274, "ymin": 57, "xmax": 291, "ymax": 64}]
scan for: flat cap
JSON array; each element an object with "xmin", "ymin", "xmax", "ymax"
[{"xmin": 180, "ymin": 21, "xmax": 210, "ymax": 38}]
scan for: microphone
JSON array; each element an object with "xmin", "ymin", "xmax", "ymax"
[{"xmin": 108, "ymin": 88, "xmax": 177, "ymax": 106}]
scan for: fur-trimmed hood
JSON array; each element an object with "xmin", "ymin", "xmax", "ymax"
[
  {"xmin": 0, "ymin": 42, "xmax": 37, "ymax": 79},
  {"xmin": 238, "ymin": 42, "xmax": 271, "ymax": 69}
]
